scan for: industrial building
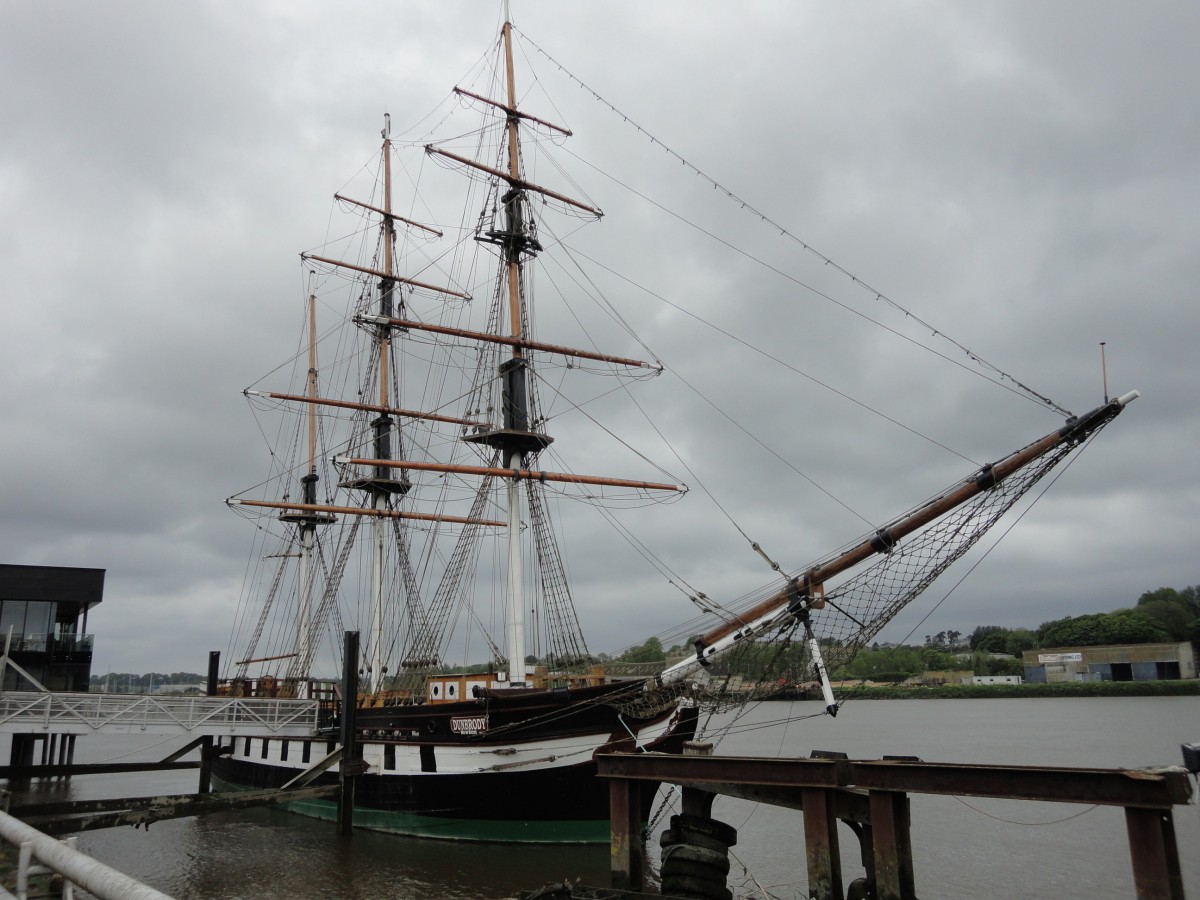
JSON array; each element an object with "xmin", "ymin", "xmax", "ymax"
[{"xmin": 1022, "ymin": 641, "xmax": 1196, "ymax": 683}]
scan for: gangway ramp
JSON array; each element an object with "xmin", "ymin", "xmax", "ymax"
[{"xmin": 0, "ymin": 691, "xmax": 320, "ymax": 738}]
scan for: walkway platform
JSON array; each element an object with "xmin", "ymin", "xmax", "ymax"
[{"xmin": 0, "ymin": 691, "xmax": 319, "ymax": 738}]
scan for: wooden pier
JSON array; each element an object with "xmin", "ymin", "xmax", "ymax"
[{"xmin": 595, "ymin": 747, "xmax": 1193, "ymax": 900}]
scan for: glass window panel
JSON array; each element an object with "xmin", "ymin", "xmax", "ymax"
[
  {"xmin": 24, "ymin": 602, "xmax": 54, "ymax": 638},
  {"xmin": 0, "ymin": 601, "xmax": 27, "ymax": 638}
]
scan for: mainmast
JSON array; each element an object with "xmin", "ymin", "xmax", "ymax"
[
  {"xmin": 500, "ymin": 21, "xmax": 529, "ymax": 687},
  {"xmin": 455, "ymin": 20, "xmax": 554, "ymax": 687}
]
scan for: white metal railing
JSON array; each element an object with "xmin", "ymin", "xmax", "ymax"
[
  {"xmin": 0, "ymin": 692, "xmax": 319, "ymax": 737},
  {"xmin": 0, "ymin": 809, "xmax": 176, "ymax": 900}
]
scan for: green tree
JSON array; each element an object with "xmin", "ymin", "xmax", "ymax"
[
  {"xmin": 1040, "ymin": 611, "xmax": 1170, "ymax": 647},
  {"xmin": 1136, "ymin": 586, "xmax": 1199, "ymax": 642},
  {"xmin": 969, "ymin": 625, "xmax": 1004, "ymax": 650},
  {"xmin": 1179, "ymin": 585, "xmax": 1200, "ymax": 617},
  {"xmin": 1003, "ymin": 628, "xmax": 1037, "ymax": 658},
  {"xmin": 621, "ymin": 636, "xmax": 666, "ymax": 663}
]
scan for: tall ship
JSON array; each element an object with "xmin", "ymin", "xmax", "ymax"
[{"xmin": 210, "ymin": 17, "xmax": 1136, "ymax": 841}]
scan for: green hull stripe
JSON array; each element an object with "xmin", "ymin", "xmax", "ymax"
[{"xmin": 211, "ymin": 775, "xmax": 608, "ymax": 843}]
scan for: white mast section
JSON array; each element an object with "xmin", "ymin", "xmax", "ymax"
[
  {"xmin": 370, "ymin": 496, "xmax": 385, "ymax": 692},
  {"xmin": 296, "ymin": 272, "xmax": 318, "ymax": 670}
]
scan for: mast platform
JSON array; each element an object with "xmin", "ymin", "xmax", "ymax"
[{"xmin": 0, "ymin": 691, "xmax": 319, "ymax": 738}]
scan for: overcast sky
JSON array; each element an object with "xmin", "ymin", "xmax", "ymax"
[{"xmin": 2, "ymin": 1, "xmax": 1196, "ymax": 676}]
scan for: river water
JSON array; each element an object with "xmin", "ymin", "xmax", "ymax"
[{"xmin": 5, "ymin": 696, "xmax": 1198, "ymax": 899}]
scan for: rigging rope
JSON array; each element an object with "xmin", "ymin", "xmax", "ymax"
[{"xmin": 513, "ymin": 25, "xmax": 1073, "ymax": 419}]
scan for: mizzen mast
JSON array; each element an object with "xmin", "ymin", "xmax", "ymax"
[{"xmin": 277, "ymin": 272, "xmax": 335, "ymax": 678}]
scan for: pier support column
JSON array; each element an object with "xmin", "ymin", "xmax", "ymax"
[
  {"xmin": 868, "ymin": 790, "xmax": 915, "ymax": 900},
  {"xmin": 802, "ymin": 787, "xmax": 843, "ymax": 900},
  {"xmin": 1125, "ymin": 807, "xmax": 1185, "ymax": 900},
  {"xmin": 9, "ymin": 735, "xmax": 35, "ymax": 785},
  {"xmin": 608, "ymin": 777, "xmax": 643, "ymax": 892}
]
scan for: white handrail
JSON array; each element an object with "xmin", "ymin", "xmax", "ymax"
[
  {"xmin": 0, "ymin": 692, "xmax": 319, "ymax": 737},
  {"xmin": 0, "ymin": 810, "xmax": 176, "ymax": 900}
]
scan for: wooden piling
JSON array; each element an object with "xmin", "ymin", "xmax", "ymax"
[
  {"xmin": 337, "ymin": 630, "xmax": 360, "ymax": 837},
  {"xmin": 198, "ymin": 650, "xmax": 220, "ymax": 794}
]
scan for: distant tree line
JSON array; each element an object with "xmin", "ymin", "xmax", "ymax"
[
  {"xmin": 90, "ymin": 672, "xmax": 205, "ymax": 691},
  {"xmin": 607, "ymin": 583, "xmax": 1199, "ymax": 685},
  {"xmin": 966, "ymin": 584, "xmax": 1200, "ymax": 653},
  {"xmin": 92, "ymin": 586, "xmax": 1197, "ymax": 691}
]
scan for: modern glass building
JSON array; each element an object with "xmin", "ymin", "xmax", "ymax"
[{"xmin": 0, "ymin": 564, "xmax": 103, "ymax": 691}]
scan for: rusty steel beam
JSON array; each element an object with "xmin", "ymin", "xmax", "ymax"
[
  {"xmin": 596, "ymin": 753, "xmax": 1192, "ymax": 809},
  {"xmin": 599, "ymin": 752, "xmax": 844, "ymax": 788},
  {"xmin": 847, "ymin": 760, "xmax": 1192, "ymax": 808},
  {"xmin": 673, "ymin": 780, "xmax": 872, "ymax": 823}
]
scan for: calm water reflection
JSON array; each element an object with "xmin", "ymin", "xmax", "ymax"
[{"xmin": 6, "ymin": 696, "xmax": 1198, "ymax": 899}]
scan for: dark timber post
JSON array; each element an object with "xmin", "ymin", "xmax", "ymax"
[
  {"xmin": 337, "ymin": 630, "xmax": 360, "ymax": 837},
  {"xmin": 198, "ymin": 650, "xmax": 220, "ymax": 793}
]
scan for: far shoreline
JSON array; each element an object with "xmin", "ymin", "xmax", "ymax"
[{"xmin": 773, "ymin": 680, "xmax": 1200, "ymax": 700}]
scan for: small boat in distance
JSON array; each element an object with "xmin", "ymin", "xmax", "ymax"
[{"xmin": 210, "ymin": 16, "xmax": 1136, "ymax": 841}]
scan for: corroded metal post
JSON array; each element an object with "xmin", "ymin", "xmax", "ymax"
[
  {"xmin": 802, "ymin": 787, "xmax": 843, "ymax": 900},
  {"xmin": 608, "ymin": 777, "xmax": 642, "ymax": 891},
  {"xmin": 1125, "ymin": 807, "xmax": 1185, "ymax": 900},
  {"xmin": 867, "ymin": 790, "xmax": 915, "ymax": 900}
]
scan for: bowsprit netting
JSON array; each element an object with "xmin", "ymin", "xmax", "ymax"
[
  {"xmin": 810, "ymin": 440, "xmax": 1075, "ymax": 673},
  {"xmin": 630, "ymin": 421, "xmax": 1105, "ymax": 716}
]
